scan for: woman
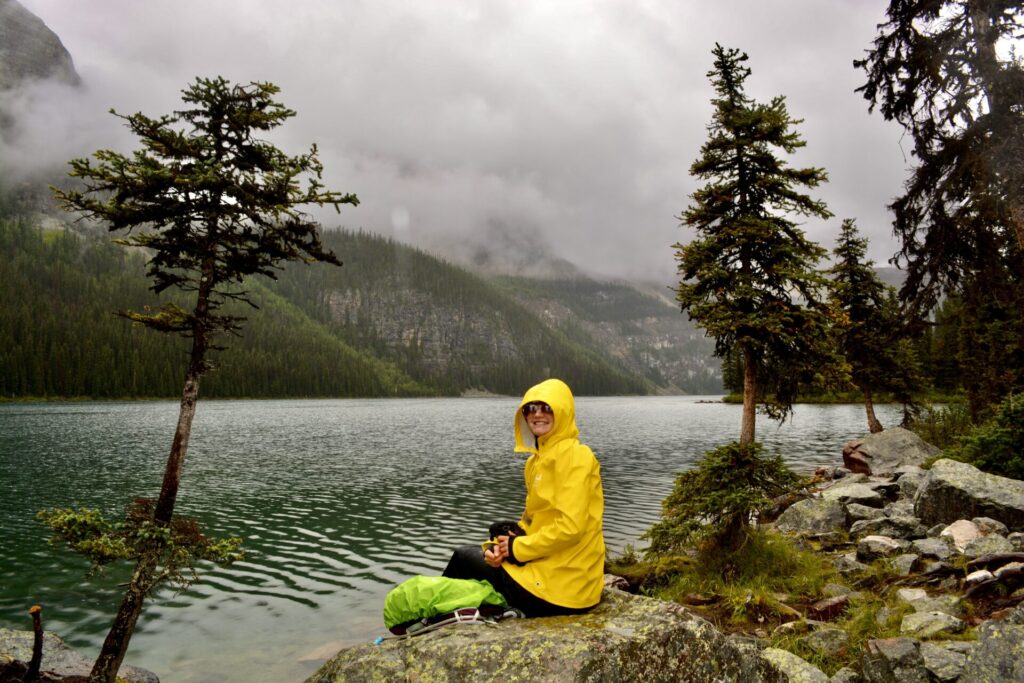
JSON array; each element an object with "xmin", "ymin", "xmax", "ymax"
[{"xmin": 442, "ymin": 378, "xmax": 605, "ymax": 616}]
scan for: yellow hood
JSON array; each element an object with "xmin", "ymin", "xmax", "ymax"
[{"xmin": 514, "ymin": 378, "xmax": 579, "ymax": 455}]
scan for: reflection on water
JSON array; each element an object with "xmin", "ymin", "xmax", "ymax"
[{"xmin": 0, "ymin": 397, "xmax": 900, "ymax": 682}]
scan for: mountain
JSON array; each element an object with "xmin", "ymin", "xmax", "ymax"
[
  {"xmin": 1, "ymin": 212, "xmax": 722, "ymax": 399},
  {"xmin": 0, "ymin": 0, "xmax": 80, "ymax": 90}
]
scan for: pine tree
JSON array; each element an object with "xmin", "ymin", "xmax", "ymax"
[
  {"xmin": 48, "ymin": 76, "xmax": 357, "ymax": 683},
  {"xmin": 828, "ymin": 219, "xmax": 926, "ymax": 432},
  {"xmin": 675, "ymin": 44, "xmax": 841, "ymax": 445}
]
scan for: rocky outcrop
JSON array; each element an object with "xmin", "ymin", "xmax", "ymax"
[
  {"xmin": 305, "ymin": 588, "xmax": 782, "ymax": 683},
  {"xmin": 958, "ymin": 620, "xmax": 1024, "ymax": 682},
  {"xmin": 842, "ymin": 427, "xmax": 940, "ymax": 476},
  {"xmin": 0, "ymin": 628, "xmax": 158, "ymax": 682},
  {"xmin": 914, "ymin": 458, "xmax": 1024, "ymax": 530},
  {"xmin": 0, "ymin": 0, "xmax": 80, "ymax": 90}
]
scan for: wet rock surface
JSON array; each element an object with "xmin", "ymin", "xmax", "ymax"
[{"xmin": 0, "ymin": 628, "xmax": 158, "ymax": 683}]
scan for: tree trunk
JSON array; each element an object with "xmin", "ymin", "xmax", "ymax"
[
  {"xmin": 863, "ymin": 387, "xmax": 883, "ymax": 433},
  {"xmin": 89, "ymin": 268, "xmax": 213, "ymax": 683},
  {"xmin": 740, "ymin": 345, "xmax": 756, "ymax": 445}
]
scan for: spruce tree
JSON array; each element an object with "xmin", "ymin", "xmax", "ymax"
[
  {"xmin": 675, "ymin": 44, "xmax": 840, "ymax": 445},
  {"xmin": 828, "ymin": 219, "xmax": 926, "ymax": 432},
  {"xmin": 48, "ymin": 76, "xmax": 357, "ymax": 683},
  {"xmin": 856, "ymin": 1, "xmax": 1024, "ymax": 412}
]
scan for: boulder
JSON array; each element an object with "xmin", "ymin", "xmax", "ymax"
[
  {"xmin": 857, "ymin": 535, "xmax": 907, "ymax": 562},
  {"xmin": 759, "ymin": 648, "xmax": 829, "ymax": 683},
  {"xmin": 820, "ymin": 483, "xmax": 884, "ymax": 508},
  {"xmin": 845, "ymin": 503, "xmax": 884, "ymax": 524},
  {"xmin": 829, "ymin": 667, "xmax": 859, "ymax": 683},
  {"xmin": 849, "ymin": 516, "xmax": 927, "ymax": 541},
  {"xmin": 0, "ymin": 628, "xmax": 158, "ymax": 683},
  {"xmin": 862, "ymin": 638, "xmax": 929, "ymax": 683},
  {"xmin": 958, "ymin": 620, "xmax": 1024, "ymax": 683},
  {"xmin": 919, "ymin": 641, "xmax": 968, "ymax": 683},
  {"xmin": 897, "ymin": 469, "xmax": 928, "ymax": 498},
  {"xmin": 914, "ymin": 459, "xmax": 1024, "ymax": 530},
  {"xmin": 304, "ymin": 589, "xmax": 779, "ymax": 683},
  {"xmin": 940, "ymin": 519, "xmax": 981, "ymax": 551},
  {"xmin": 1009, "ymin": 531, "xmax": 1024, "ymax": 551},
  {"xmin": 972, "ymin": 516, "xmax": 1010, "ymax": 536},
  {"xmin": 834, "ymin": 553, "xmax": 871, "ymax": 576},
  {"xmin": 910, "ymin": 537, "xmax": 955, "ymax": 561},
  {"xmin": 890, "ymin": 553, "xmax": 919, "ymax": 576},
  {"xmin": 963, "ymin": 534, "xmax": 1014, "ymax": 558},
  {"xmin": 775, "ymin": 498, "xmax": 847, "ymax": 536},
  {"xmin": 899, "ymin": 611, "xmax": 965, "ymax": 639},
  {"xmin": 801, "ymin": 628, "xmax": 849, "ymax": 656},
  {"xmin": 847, "ymin": 428, "xmax": 939, "ymax": 476}
]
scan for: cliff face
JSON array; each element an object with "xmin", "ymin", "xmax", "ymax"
[{"xmin": 0, "ymin": 0, "xmax": 80, "ymax": 90}]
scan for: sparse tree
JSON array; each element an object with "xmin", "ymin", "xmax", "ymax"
[
  {"xmin": 675, "ymin": 44, "xmax": 842, "ymax": 446},
  {"xmin": 828, "ymin": 219, "xmax": 926, "ymax": 432},
  {"xmin": 48, "ymin": 76, "xmax": 357, "ymax": 683}
]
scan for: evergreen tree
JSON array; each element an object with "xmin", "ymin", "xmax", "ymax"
[
  {"xmin": 675, "ymin": 44, "xmax": 841, "ymax": 445},
  {"xmin": 855, "ymin": 2, "xmax": 1024, "ymax": 417},
  {"xmin": 48, "ymin": 77, "xmax": 357, "ymax": 683},
  {"xmin": 828, "ymin": 219, "xmax": 926, "ymax": 432}
]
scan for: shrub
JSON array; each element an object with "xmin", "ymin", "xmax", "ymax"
[
  {"xmin": 643, "ymin": 441, "xmax": 801, "ymax": 555},
  {"xmin": 909, "ymin": 402, "xmax": 974, "ymax": 450},
  {"xmin": 943, "ymin": 393, "xmax": 1024, "ymax": 479}
]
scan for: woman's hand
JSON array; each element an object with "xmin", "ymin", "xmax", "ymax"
[{"xmin": 484, "ymin": 533, "xmax": 516, "ymax": 567}]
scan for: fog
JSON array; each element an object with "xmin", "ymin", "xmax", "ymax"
[{"xmin": 6, "ymin": 0, "xmax": 909, "ymax": 285}]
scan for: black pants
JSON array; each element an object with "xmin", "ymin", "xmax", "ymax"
[{"xmin": 441, "ymin": 545, "xmax": 591, "ymax": 618}]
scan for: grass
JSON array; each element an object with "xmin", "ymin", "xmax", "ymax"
[{"xmin": 608, "ymin": 530, "xmax": 979, "ymax": 676}]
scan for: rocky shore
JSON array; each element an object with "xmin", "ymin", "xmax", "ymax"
[{"xmin": 308, "ymin": 427, "xmax": 1024, "ymax": 682}]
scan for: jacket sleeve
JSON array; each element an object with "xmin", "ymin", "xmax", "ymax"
[{"xmin": 510, "ymin": 447, "xmax": 594, "ymax": 562}]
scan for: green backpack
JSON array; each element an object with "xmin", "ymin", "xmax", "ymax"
[{"xmin": 383, "ymin": 576, "xmax": 509, "ymax": 634}]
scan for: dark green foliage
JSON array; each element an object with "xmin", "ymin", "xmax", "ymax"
[
  {"xmin": 856, "ymin": 1, "xmax": 1024, "ymax": 417},
  {"xmin": 828, "ymin": 219, "xmax": 927, "ymax": 428},
  {"xmin": 944, "ymin": 393, "xmax": 1024, "ymax": 479},
  {"xmin": 38, "ymin": 499, "xmax": 243, "ymax": 587},
  {"xmin": 643, "ymin": 441, "xmax": 800, "ymax": 554},
  {"xmin": 0, "ymin": 218, "xmax": 427, "ymax": 398},
  {"xmin": 675, "ymin": 45, "xmax": 844, "ymax": 438}
]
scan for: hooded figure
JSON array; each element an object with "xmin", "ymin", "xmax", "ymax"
[
  {"xmin": 503, "ymin": 378, "xmax": 605, "ymax": 609},
  {"xmin": 442, "ymin": 378, "xmax": 605, "ymax": 616}
]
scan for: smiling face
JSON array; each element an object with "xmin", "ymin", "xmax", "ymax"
[{"xmin": 523, "ymin": 402, "xmax": 554, "ymax": 437}]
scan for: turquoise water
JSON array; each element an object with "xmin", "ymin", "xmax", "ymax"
[{"xmin": 0, "ymin": 396, "xmax": 901, "ymax": 682}]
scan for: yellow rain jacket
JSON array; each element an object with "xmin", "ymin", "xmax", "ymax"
[{"xmin": 503, "ymin": 378, "xmax": 605, "ymax": 609}]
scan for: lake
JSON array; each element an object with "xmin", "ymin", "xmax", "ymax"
[{"xmin": 0, "ymin": 396, "xmax": 902, "ymax": 682}]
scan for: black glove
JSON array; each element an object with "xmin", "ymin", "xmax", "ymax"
[{"xmin": 488, "ymin": 520, "xmax": 525, "ymax": 539}]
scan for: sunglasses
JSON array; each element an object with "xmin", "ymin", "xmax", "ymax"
[{"xmin": 521, "ymin": 402, "xmax": 553, "ymax": 416}]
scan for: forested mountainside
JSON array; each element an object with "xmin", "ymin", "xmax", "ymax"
[{"xmin": 1, "ymin": 215, "xmax": 717, "ymax": 399}]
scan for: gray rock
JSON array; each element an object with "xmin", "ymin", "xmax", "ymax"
[
  {"xmin": 0, "ymin": 628, "xmax": 159, "ymax": 682},
  {"xmin": 821, "ymin": 483, "xmax": 885, "ymax": 507},
  {"xmin": 972, "ymin": 516, "xmax": 1010, "ymax": 536},
  {"xmin": 911, "ymin": 595, "xmax": 964, "ymax": 618},
  {"xmin": 835, "ymin": 552, "xmax": 871, "ymax": 576},
  {"xmin": 897, "ymin": 469, "xmax": 928, "ymax": 498},
  {"xmin": 919, "ymin": 641, "xmax": 968, "ymax": 683},
  {"xmin": 895, "ymin": 588, "xmax": 928, "ymax": 603},
  {"xmin": 822, "ymin": 583, "xmax": 859, "ymax": 598},
  {"xmin": 776, "ymin": 498, "xmax": 848, "ymax": 535},
  {"xmin": 760, "ymin": 648, "xmax": 829, "ymax": 683},
  {"xmin": 890, "ymin": 553, "xmax": 919, "ymax": 576},
  {"xmin": 963, "ymin": 533, "xmax": 1015, "ymax": 558},
  {"xmin": 882, "ymin": 500, "xmax": 916, "ymax": 518},
  {"xmin": 914, "ymin": 459, "xmax": 1024, "ymax": 530},
  {"xmin": 850, "ymin": 516, "xmax": 927, "ymax": 540},
  {"xmin": 854, "ymin": 427, "xmax": 940, "ymax": 475},
  {"xmin": 846, "ymin": 503, "xmax": 885, "ymax": 524},
  {"xmin": 1009, "ymin": 531, "xmax": 1024, "ymax": 551},
  {"xmin": 802, "ymin": 627, "xmax": 849, "ymax": 655},
  {"xmin": 899, "ymin": 611, "xmax": 966, "ymax": 639},
  {"xmin": 958, "ymin": 620, "xmax": 1024, "ymax": 683},
  {"xmin": 927, "ymin": 523, "xmax": 946, "ymax": 538},
  {"xmin": 910, "ymin": 536, "xmax": 955, "ymax": 561},
  {"xmin": 304, "ymin": 589, "xmax": 779, "ymax": 683},
  {"xmin": 857, "ymin": 535, "xmax": 908, "ymax": 562},
  {"xmin": 862, "ymin": 637, "xmax": 929, "ymax": 683},
  {"xmin": 829, "ymin": 667, "xmax": 860, "ymax": 683}
]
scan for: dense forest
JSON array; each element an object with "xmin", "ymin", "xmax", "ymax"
[{"xmin": 0, "ymin": 213, "xmax": 706, "ymax": 399}]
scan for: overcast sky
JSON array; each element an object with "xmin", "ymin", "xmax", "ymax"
[{"xmin": 9, "ymin": 0, "xmax": 909, "ymax": 286}]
